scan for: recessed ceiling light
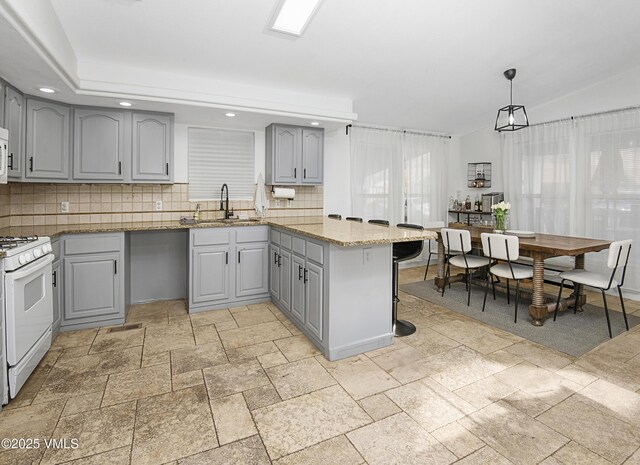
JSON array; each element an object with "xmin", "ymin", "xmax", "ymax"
[
  {"xmin": 38, "ymin": 87, "xmax": 56, "ymax": 94},
  {"xmin": 225, "ymin": 112, "xmax": 237, "ymax": 117},
  {"xmin": 269, "ymin": 0, "xmax": 322, "ymax": 37},
  {"xmin": 119, "ymin": 101, "xmax": 133, "ymax": 107},
  {"xmin": 310, "ymin": 121, "xmax": 320, "ymax": 126}
]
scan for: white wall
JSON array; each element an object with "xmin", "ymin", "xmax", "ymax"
[
  {"xmin": 322, "ymin": 128, "xmax": 351, "ymax": 216},
  {"xmin": 453, "ymin": 65, "xmax": 640, "ymax": 200}
]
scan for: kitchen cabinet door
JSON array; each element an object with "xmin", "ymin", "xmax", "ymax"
[
  {"xmin": 236, "ymin": 242, "xmax": 269, "ymax": 298},
  {"xmin": 52, "ymin": 260, "xmax": 62, "ymax": 335},
  {"xmin": 25, "ymin": 98, "xmax": 70, "ymax": 180},
  {"xmin": 291, "ymin": 254, "xmax": 306, "ymax": 323},
  {"xmin": 191, "ymin": 245, "xmax": 230, "ymax": 304},
  {"xmin": 269, "ymin": 244, "xmax": 281, "ymax": 301},
  {"xmin": 74, "ymin": 108, "xmax": 125, "ymax": 180},
  {"xmin": 301, "ymin": 128, "xmax": 323, "ymax": 185},
  {"xmin": 278, "ymin": 249, "xmax": 291, "ymax": 312},
  {"xmin": 64, "ymin": 252, "xmax": 121, "ymax": 321},
  {"xmin": 5, "ymin": 86, "xmax": 24, "ymax": 179},
  {"xmin": 272, "ymin": 125, "xmax": 300, "ymax": 184},
  {"xmin": 305, "ymin": 261, "xmax": 323, "ymax": 341},
  {"xmin": 0, "ymin": 81, "xmax": 4, "ymax": 128},
  {"xmin": 131, "ymin": 112, "xmax": 172, "ymax": 182}
]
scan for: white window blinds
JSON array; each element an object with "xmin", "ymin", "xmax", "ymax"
[{"xmin": 188, "ymin": 127, "xmax": 255, "ymax": 200}]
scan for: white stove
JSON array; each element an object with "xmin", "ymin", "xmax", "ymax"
[
  {"xmin": 1, "ymin": 236, "xmax": 53, "ymax": 271},
  {"xmin": 1, "ymin": 235, "xmax": 54, "ymax": 404}
]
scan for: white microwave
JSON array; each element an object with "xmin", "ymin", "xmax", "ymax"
[{"xmin": 0, "ymin": 127, "xmax": 7, "ymax": 184}]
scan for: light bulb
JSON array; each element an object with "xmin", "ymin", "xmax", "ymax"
[{"xmin": 508, "ymin": 112, "xmax": 514, "ymax": 125}]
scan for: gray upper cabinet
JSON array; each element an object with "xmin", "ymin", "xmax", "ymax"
[
  {"xmin": 5, "ymin": 86, "xmax": 24, "ymax": 179},
  {"xmin": 74, "ymin": 108, "xmax": 125, "ymax": 181},
  {"xmin": 25, "ymin": 98, "xmax": 70, "ymax": 180},
  {"xmin": 265, "ymin": 124, "xmax": 324, "ymax": 186},
  {"xmin": 301, "ymin": 129, "xmax": 323, "ymax": 184},
  {"xmin": 131, "ymin": 112, "xmax": 172, "ymax": 182}
]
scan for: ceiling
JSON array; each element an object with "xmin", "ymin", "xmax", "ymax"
[{"xmin": 3, "ymin": 0, "xmax": 640, "ymax": 135}]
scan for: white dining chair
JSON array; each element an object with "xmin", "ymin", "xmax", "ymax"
[
  {"xmin": 553, "ymin": 239, "xmax": 632, "ymax": 338},
  {"xmin": 441, "ymin": 228, "xmax": 491, "ymax": 306},
  {"xmin": 423, "ymin": 221, "xmax": 445, "ymax": 280},
  {"xmin": 481, "ymin": 233, "xmax": 533, "ymax": 323}
]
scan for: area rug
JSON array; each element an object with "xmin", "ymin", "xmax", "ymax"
[{"xmin": 399, "ymin": 280, "xmax": 640, "ymax": 357}]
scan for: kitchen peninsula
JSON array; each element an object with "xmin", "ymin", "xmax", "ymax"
[{"xmin": 0, "ymin": 217, "xmax": 436, "ymax": 361}]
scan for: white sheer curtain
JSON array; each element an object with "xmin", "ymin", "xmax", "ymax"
[
  {"xmin": 501, "ymin": 109, "xmax": 640, "ymax": 296},
  {"xmin": 350, "ymin": 126, "xmax": 448, "ymax": 226},
  {"xmin": 404, "ymin": 132, "xmax": 448, "ymax": 226},
  {"xmin": 350, "ymin": 127, "xmax": 404, "ymax": 223}
]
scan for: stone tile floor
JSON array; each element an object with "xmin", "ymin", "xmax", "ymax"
[{"xmin": 2, "ymin": 265, "xmax": 640, "ymax": 465}]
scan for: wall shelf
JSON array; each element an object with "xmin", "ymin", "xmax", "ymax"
[{"xmin": 467, "ymin": 162, "xmax": 491, "ymax": 188}]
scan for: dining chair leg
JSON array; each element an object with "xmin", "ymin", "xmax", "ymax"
[
  {"xmin": 618, "ymin": 286, "xmax": 629, "ymax": 331},
  {"xmin": 514, "ymin": 279, "xmax": 520, "ymax": 323},
  {"xmin": 441, "ymin": 261, "xmax": 450, "ymax": 297},
  {"xmin": 506, "ymin": 279, "xmax": 510, "ymax": 304},
  {"xmin": 465, "ymin": 269, "xmax": 469, "ymax": 292},
  {"xmin": 423, "ymin": 253, "xmax": 432, "ymax": 281},
  {"xmin": 601, "ymin": 289, "xmax": 613, "ymax": 339},
  {"xmin": 491, "ymin": 274, "xmax": 496, "ymax": 300},
  {"xmin": 553, "ymin": 280, "xmax": 565, "ymax": 321},
  {"xmin": 467, "ymin": 269, "xmax": 472, "ymax": 307},
  {"xmin": 482, "ymin": 272, "xmax": 490, "ymax": 312}
]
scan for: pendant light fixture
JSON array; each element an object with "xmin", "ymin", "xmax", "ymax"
[{"xmin": 495, "ymin": 68, "xmax": 529, "ymax": 132}]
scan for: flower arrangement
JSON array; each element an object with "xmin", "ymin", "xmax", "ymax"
[{"xmin": 491, "ymin": 201, "xmax": 511, "ymax": 232}]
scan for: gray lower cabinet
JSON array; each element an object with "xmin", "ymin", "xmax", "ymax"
[
  {"xmin": 74, "ymin": 108, "xmax": 125, "ymax": 180},
  {"xmin": 5, "ymin": 86, "xmax": 24, "ymax": 179},
  {"xmin": 51, "ymin": 258, "xmax": 62, "ymax": 336},
  {"xmin": 25, "ymin": 98, "xmax": 71, "ymax": 180},
  {"xmin": 236, "ymin": 243, "xmax": 269, "ymax": 298},
  {"xmin": 131, "ymin": 112, "xmax": 172, "ymax": 182},
  {"xmin": 189, "ymin": 226, "xmax": 269, "ymax": 312},
  {"xmin": 191, "ymin": 245, "xmax": 230, "ymax": 304},
  {"xmin": 265, "ymin": 124, "xmax": 324, "ymax": 186},
  {"xmin": 61, "ymin": 233, "xmax": 125, "ymax": 330},
  {"xmin": 270, "ymin": 229, "xmax": 325, "ymax": 342}
]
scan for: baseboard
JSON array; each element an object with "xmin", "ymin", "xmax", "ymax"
[{"xmin": 188, "ymin": 295, "xmax": 271, "ymax": 313}]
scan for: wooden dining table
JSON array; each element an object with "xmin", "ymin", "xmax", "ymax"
[{"xmin": 427, "ymin": 226, "xmax": 612, "ymax": 326}]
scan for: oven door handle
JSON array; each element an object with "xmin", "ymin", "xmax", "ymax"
[{"xmin": 6, "ymin": 254, "xmax": 54, "ymax": 280}]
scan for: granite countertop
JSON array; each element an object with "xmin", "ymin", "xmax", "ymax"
[{"xmin": 0, "ymin": 216, "xmax": 436, "ymax": 247}]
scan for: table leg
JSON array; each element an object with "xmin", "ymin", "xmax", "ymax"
[
  {"xmin": 570, "ymin": 254, "xmax": 587, "ymax": 311},
  {"xmin": 528, "ymin": 252, "xmax": 547, "ymax": 326},
  {"xmin": 435, "ymin": 239, "xmax": 446, "ymax": 290}
]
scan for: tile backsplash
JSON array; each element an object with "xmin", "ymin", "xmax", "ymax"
[
  {"xmin": 0, "ymin": 184, "xmax": 10, "ymax": 229},
  {"xmin": 4, "ymin": 183, "xmax": 323, "ymax": 227}
]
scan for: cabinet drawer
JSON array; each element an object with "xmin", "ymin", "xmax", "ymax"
[
  {"xmin": 64, "ymin": 233, "xmax": 123, "ymax": 255},
  {"xmin": 292, "ymin": 237, "xmax": 306, "ymax": 256},
  {"xmin": 306, "ymin": 241, "xmax": 324, "ymax": 265},
  {"xmin": 270, "ymin": 229, "xmax": 280, "ymax": 245},
  {"xmin": 191, "ymin": 228, "xmax": 230, "ymax": 246},
  {"xmin": 280, "ymin": 233, "xmax": 292, "ymax": 250},
  {"xmin": 236, "ymin": 226, "xmax": 269, "ymax": 244}
]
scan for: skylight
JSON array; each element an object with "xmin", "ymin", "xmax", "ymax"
[{"xmin": 270, "ymin": 0, "xmax": 322, "ymax": 37}]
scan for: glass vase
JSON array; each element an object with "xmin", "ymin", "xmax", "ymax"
[{"xmin": 492, "ymin": 212, "xmax": 509, "ymax": 233}]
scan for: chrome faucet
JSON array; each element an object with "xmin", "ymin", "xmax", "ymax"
[
  {"xmin": 220, "ymin": 183, "xmax": 233, "ymax": 219},
  {"xmin": 193, "ymin": 203, "xmax": 202, "ymax": 221}
]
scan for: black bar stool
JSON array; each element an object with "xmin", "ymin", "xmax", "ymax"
[
  {"xmin": 328, "ymin": 214, "xmax": 342, "ymax": 220},
  {"xmin": 346, "ymin": 217, "xmax": 363, "ymax": 222},
  {"xmin": 369, "ymin": 219, "xmax": 390, "ymax": 226},
  {"xmin": 392, "ymin": 223, "xmax": 424, "ymax": 336}
]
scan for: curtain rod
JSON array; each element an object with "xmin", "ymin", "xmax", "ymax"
[
  {"xmin": 345, "ymin": 123, "xmax": 451, "ymax": 138},
  {"xmin": 529, "ymin": 105, "xmax": 640, "ymax": 128}
]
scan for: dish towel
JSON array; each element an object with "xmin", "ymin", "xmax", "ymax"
[{"xmin": 254, "ymin": 172, "xmax": 269, "ymax": 218}]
